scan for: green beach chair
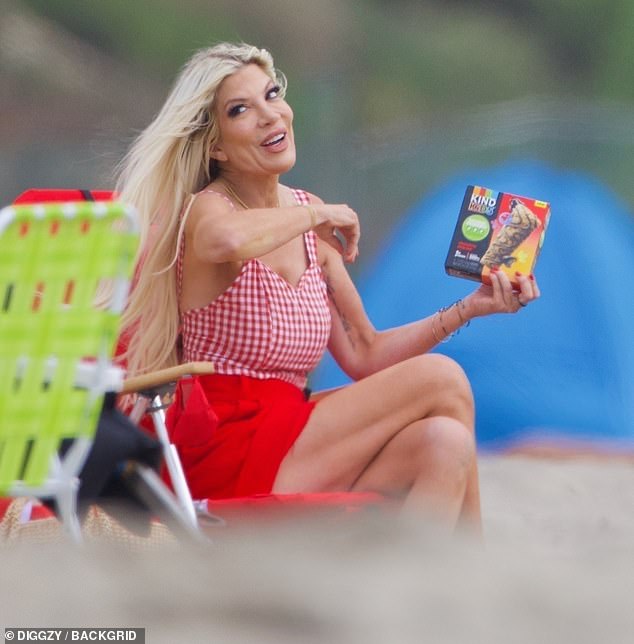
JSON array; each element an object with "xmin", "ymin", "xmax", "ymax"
[{"xmin": 0, "ymin": 200, "xmax": 138, "ymax": 541}]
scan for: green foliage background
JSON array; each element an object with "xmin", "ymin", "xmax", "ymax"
[{"xmin": 4, "ymin": 0, "xmax": 634, "ymax": 259}]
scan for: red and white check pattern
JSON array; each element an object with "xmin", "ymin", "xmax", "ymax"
[{"xmin": 179, "ymin": 188, "xmax": 330, "ymax": 389}]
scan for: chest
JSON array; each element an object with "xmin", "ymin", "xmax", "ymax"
[{"xmin": 257, "ymin": 233, "xmax": 311, "ymax": 288}]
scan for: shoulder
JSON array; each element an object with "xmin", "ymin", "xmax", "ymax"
[
  {"xmin": 186, "ymin": 187, "xmax": 235, "ymax": 231},
  {"xmin": 304, "ymin": 190, "xmax": 324, "ymax": 205},
  {"xmin": 317, "ymin": 235, "xmax": 344, "ymax": 273},
  {"xmin": 191, "ymin": 188, "xmax": 236, "ymax": 212},
  {"xmin": 280, "ymin": 184, "xmax": 324, "ymax": 206}
]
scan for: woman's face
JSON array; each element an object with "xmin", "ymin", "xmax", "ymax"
[{"xmin": 213, "ymin": 64, "xmax": 295, "ymax": 177}]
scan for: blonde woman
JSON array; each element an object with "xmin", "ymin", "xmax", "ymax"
[{"xmin": 117, "ymin": 43, "xmax": 540, "ymax": 532}]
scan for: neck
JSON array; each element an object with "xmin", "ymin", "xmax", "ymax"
[{"xmin": 220, "ymin": 172, "xmax": 280, "ymax": 209}]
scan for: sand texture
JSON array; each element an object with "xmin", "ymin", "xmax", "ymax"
[{"xmin": 1, "ymin": 454, "xmax": 634, "ymax": 643}]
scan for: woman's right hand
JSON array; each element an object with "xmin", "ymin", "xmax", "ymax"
[{"xmin": 312, "ymin": 203, "xmax": 360, "ymax": 263}]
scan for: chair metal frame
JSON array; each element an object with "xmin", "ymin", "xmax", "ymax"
[{"xmin": 122, "ymin": 362, "xmax": 218, "ymax": 528}]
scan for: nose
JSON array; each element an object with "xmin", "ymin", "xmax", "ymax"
[{"xmin": 256, "ymin": 100, "xmax": 278, "ymax": 126}]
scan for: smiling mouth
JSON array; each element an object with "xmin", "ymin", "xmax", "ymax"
[{"xmin": 262, "ymin": 133, "xmax": 286, "ymax": 146}]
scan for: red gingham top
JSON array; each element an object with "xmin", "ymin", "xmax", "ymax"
[{"xmin": 177, "ymin": 188, "xmax": 331, "ymax": 390}]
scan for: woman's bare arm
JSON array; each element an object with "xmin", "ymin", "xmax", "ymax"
[
  {"xmin": 321, "ymin": 242, "xmax": 445, "ymax": 380},
  {"xmin": 189, "ymin": 191, "xmax": 359, "ymax": 264},
  {"xmin": 322, "ymin": 241, "xmax": 540, "ymax": 381}
]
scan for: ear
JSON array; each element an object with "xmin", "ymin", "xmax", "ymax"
[{"xmin": 210, "ymin": 145, "xmax": 228, "ymax": 162}]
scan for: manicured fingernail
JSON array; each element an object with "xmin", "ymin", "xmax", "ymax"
[
  {"xmin": 515, "ymin": 271, "xmax": 522, "ymax": 277},
  {"xmin": 529, "ymin": 274, "xmax": 535, "ymax": 281}
]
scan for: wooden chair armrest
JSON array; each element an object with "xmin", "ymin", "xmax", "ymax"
[{"xmin": 121, "ymin": 361, "xmax": 215, "ymax": 395}]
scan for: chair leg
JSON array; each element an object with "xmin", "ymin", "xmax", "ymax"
[
  {"xmin": 121, "ymin": 462, "xmax": 207, "ymax": 542},
  {"xmin": 50, "ymin": 450, "xmax": 86, "ymax": 543},
  {"xmin": 56, "ymin": 478, "xmax": 83, "ymax": 544},
  {"xmin": 129, "ymin": 396, "xmax": 149, "ymax": 425},
  {"xmin": 148, "ymin": 396, "xmax": 198, "ymax": 530}
]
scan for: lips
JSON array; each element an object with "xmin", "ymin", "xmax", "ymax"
[{"xmin": 261, "ymin": 131, "xmax": 286, "ymax": 147}]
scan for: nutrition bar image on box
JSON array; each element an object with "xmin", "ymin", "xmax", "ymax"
[{"xmin": 480, "ymin": 199, "xmax": 541, "ymax": 268}]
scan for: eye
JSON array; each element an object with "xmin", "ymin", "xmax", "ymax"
[
  {"xmin": 228, "ymin": 104, "xmax": 247, "ymax": 118},
  {"xmin": 266, "ymin": 85, "xmax": 282, "ymax": 100}
]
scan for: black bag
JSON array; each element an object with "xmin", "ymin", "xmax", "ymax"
[{"xmin": 49, "ymin": 393, "xmax": 164, "ymax": 536}]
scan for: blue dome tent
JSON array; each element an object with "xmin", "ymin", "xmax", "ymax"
[{"xmin": 312, "ymin": 161, "xmax": 634, "ymax": 450}]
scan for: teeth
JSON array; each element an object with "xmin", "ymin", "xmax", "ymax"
[{"xmin": 264, "ymin": 133, "xmax": 284, "ymax": 146}]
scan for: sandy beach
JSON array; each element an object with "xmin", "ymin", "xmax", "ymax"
[{"xmin": 2, "ymin": 453, "xmax": 634, "ymax": 643}]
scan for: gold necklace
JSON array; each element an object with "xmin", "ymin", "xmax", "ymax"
[
  {"xmin": 222, "ymin": 181, "xmax": 279, "ymax": 210},
  {"xmin": 222, "ymin": 181, "xmax": 249, "ymax": 210}
]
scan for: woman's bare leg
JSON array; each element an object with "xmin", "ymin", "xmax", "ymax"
[
  {"xmin": 309, "ymin": 378, "xmax": 482, "ymax": 531},
  {"xmin": 351, "ymin": 416, "xmax": 475, "ymax": 525},
  {"xmin": 273, "ymin": 353, "xmax": 481, "ymax": 530}
]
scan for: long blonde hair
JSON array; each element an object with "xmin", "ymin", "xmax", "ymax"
[{"xmin": 117, "ymin": 43, "xmax": 286, "ymax": 376}]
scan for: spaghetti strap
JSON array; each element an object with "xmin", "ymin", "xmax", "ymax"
[
  {"xmin": 198, "ymin": 189, "xmax": 237, "ymax": 210},
  {"xmin": 181, "ymin": 192, "xmax": 198, "ymax": 222},
  {"xmin": 301, "ymin": 230, "xmax": 318, "ymax": 267},
  {"xmin": 290, "ymin": 188, "xmax": 317, "ymax": 264},
  {"xmin": 175, "ymin": 194, "xmax": 195, "ymax": 298},
  {"xmin": 291, "ymin": 188, "xmax": 310, "ymax": 205}
]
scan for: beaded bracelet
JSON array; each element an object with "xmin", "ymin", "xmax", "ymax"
[
  {"xmin": 432, "ymin": 300, "xmax": 470, "ymax": 344},
  {"xmin": 438, "ymin": 306, "xmax": 452, "ymax": 338},
  {"xmin": 431, "ymin": 312, "xmax": 446, "ymax": 344},
  {"xmin": 454, "ymin": 298, "xmax": 470, "ymax": 328}
]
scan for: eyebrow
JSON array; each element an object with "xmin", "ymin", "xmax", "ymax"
[
  {"xmin": 223, "ymin": 97, "xmax": 246, "ymax": 110},
  {"xmin": 222, "ymin": 80, "xmax": 276, "ymax": 110}
]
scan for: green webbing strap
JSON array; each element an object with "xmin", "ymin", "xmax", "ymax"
[{"xmin": 0, "ymin": 201, "xmax": 139, "ymax": 490}]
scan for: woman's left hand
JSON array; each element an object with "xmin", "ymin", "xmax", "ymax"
[{"xmin": 464, "ymin": 270, "xmax": 541, "ymax": 318}]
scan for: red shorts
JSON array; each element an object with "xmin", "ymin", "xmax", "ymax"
[{"xmin": 165, "ymin": 374, "xmax": 315, "ymax": 500}]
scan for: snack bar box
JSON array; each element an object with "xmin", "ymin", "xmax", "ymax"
[{"xmin": 445, "ymin": 185, "xmax": 551, "ymax": 289}]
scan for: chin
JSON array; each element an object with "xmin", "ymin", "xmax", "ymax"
[
  {"xmin": 273, "ymin": 150, "xmax": 297, "ymax": 175},
  {"xmin": 281, "ymin": 158, "xmax": 297, "ymax": 174}
]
